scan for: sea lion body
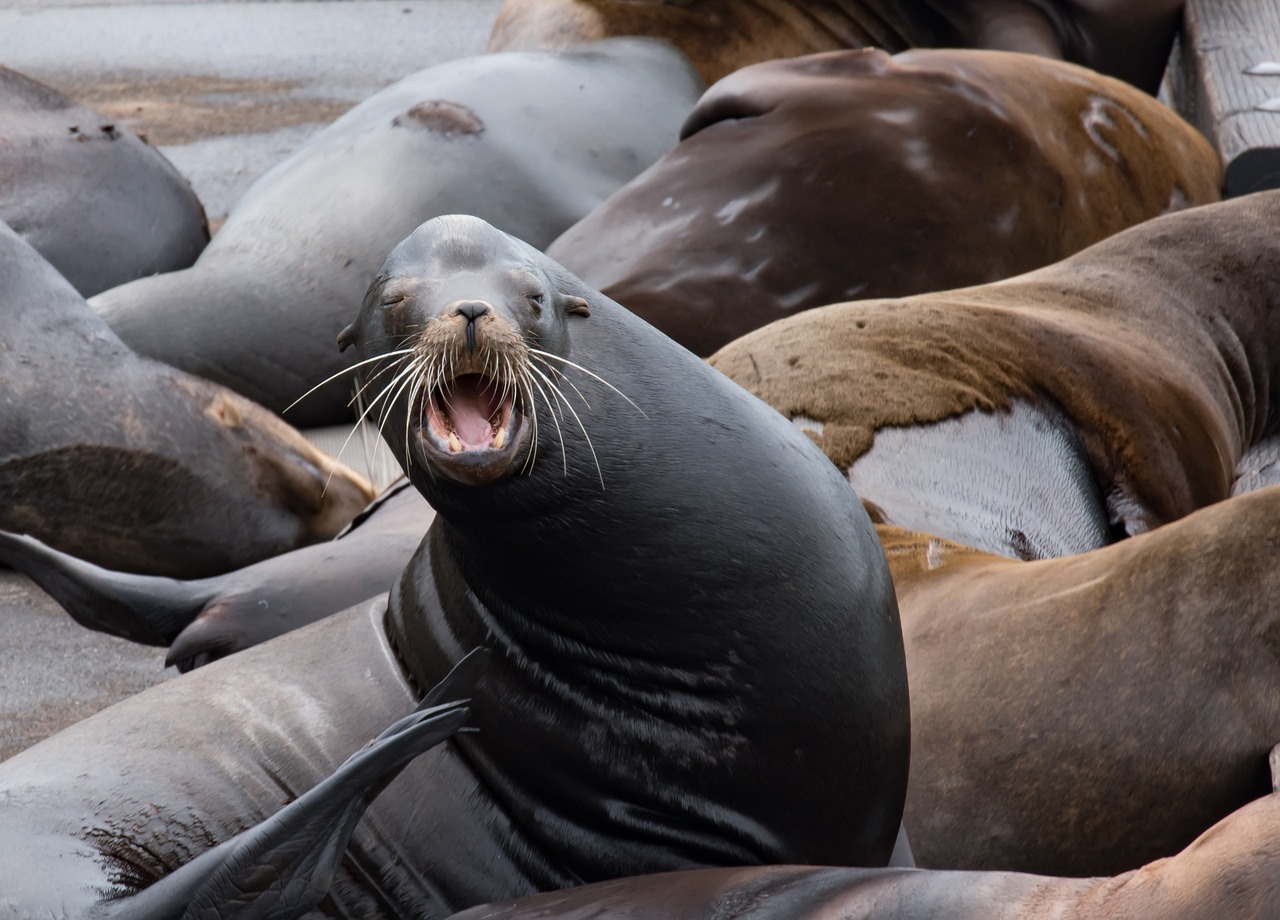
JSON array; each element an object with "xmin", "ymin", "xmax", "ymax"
[
  {"xmin": 548, "ymin": 48, "xmax": 1220, "ymax": 356},
  {"xmin": 0, "ymin": 217, "xmax": 909, "ymax": 915},
  {"xmin": 448, "ymin": 790, "xmax": 1280, "ymax": 920},
  {"xmin": 0, "ymin": 65, "xmax": 207, "ymax": 297},
  {"xmin": 487, "ymin": 0, "xmax": 1184, "ymax": 93},
  {"xmin": 882, "ymin": 488, "xmax": 1280, "ymax": 874},
  {"xmin": 711, "ymin": 191, "xmax": 1280, "ymax": 559},
  {"xmin": 0, "ymin": 219, "xmax": 373, "ymax": 578},
  {"xmin": 0, "ymin": 479, "xmax": 432, "ymax": 663},
  {"xmin": 91, "ymin": 40, "xmax": 703, "ymax": 426}
]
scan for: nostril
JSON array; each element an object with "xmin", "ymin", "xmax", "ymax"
[{"xmin": 454, "ymin": 301, "xmax": 491, "ymax": 322}]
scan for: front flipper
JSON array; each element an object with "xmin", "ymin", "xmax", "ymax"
[{"xmin": 101, "ymin": 648, "xmax": 488, "ymax": 920}]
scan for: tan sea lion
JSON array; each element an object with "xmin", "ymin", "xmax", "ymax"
[
  {"xmin": 879, "ymin": 487, "xmax": 1280, "ymax": 875},
  {"xmin": 710, "ymin": 191, "xmax": 1278, "ymax": 560},
  {"xmin": 487, "ymin": 0, "xmax": 1185, "ymax": 93},
  {"xmin": 548, "ymin": 48, "xmax": 1220, "ymax": 357}
]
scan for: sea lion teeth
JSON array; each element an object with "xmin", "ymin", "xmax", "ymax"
[
  {"xmin": 448, "ymin": 431, "xmax": 464, "ymax": 453},
  {"xmin": 493, "ymin": 427, "xmax": 507, "ymax": 449}
]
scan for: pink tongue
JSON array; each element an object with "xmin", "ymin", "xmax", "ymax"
[{"xmin": 446, "ymin": 375, "xmax": 498, "ymax": 447}]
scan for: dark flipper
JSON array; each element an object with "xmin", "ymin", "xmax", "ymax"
[
  {"xmin": 102, "ymin": 648, "xmax": 488, "ymax": 920},
  {"xmin": 0, "ymin": 531, "xmax": 212, "ymax": 645}
]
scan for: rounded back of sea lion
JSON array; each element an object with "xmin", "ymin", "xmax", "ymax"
[
  {"xmin": 546, "ymin": 48, "xmax": 1221, "ymax": 357},
  {"xmin": 0, "ymin": 219, "xmax": 374, "ymax": 577},
  {"xmin": 449, "ymin": 792, "xmax": 1280, "ymax": 920},
  {"xmin": 0, "ymin": 65, "xmax": 208, "ymax": 297},
  {"xmin": 711, "ymin": 191, "xmax": 1280, "ymax": 552},
  {"xmin": 349, "ymin": 215, "xmax": 911, "ymax": 876},
  {"xmin": 90, "ymin": 39, "xmax": 704, "ymax": 427},
  {"xmin": 486, "ymin": 0, "xmax": 1182, "ymax": 95},
  {"xmin": 487, "ymin": 0, "xmax": 940, "ymax": 85}
]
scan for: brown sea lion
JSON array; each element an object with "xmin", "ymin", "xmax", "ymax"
[
  {"xmin": 0, "ymin": 218, "xmax": 374, "ymax": 578},
  {"xmin": 448, "ymin": 788, "xmax": 1280, "ymax": 920},
  {"xmin": 487, "ymin": 0, "xmax": 1185, "ymax": 94},
  {"xmin": 710, "ymin": 191, "xmax": 1279, "ymax": 560},
  {"xmin": 879, "ymin": 487, "xmax": 1280, "ymax": 875},
  {"xmin": 547, "ymin": 48, "xmax": 1220, "ymax": 357},
  {"xmin": 0, "ymin": 65, "xmax": 207, "ymax": 297}
]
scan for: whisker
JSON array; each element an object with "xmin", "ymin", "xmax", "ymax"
[
  {"xmin": 528, "ymin": 348, "xmax": 646, "ymax": 417},
  {"xmin": 283, "ymin": 348, "xmax": 415, "ymax": 415},
  {"xmin": 528, "ymin": 362, "xmax": 603, "ymax": 487},
  {"xmin": 319, "ymin": 354, "xmax": 421, "ymax": 494},
  {"xmin": 524, "ymin": 366, "xmax": 569, "ymax": 476}
]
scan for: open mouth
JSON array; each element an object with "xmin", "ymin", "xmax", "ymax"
[{"xmin": 422, "ymin": 373, "xmax": 517, "ymax": 454}]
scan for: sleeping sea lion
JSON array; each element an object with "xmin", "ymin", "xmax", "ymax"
[
  {"xmin": 447, "ymin": 787, "xmax": 1280, "ymax": 920},
  {"xmin": 487, "ymin": 0, "xmax": 1185, "ymax": 94},
  {"xmin": 0, "ymin": 65, "xmax": 207, "ymax": 297},
  {"xmin": 0, "ymin": 217, "xmax": 373, "ymax": 578},
  {"xmin": 91, "ymin": 39, "xmax": 704, "ymax": 426},
  {"xmin": 711, "ymin": 191, "xmax": 1280, "ymax": 559},
  {"xmin": 547, "ymin": 48, "xmax": 1220, "ymax": 356}
]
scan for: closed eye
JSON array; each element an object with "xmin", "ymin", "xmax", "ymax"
[{"xmin": 526, "ymin": 292, "xmax": 544, "ymax": 313}]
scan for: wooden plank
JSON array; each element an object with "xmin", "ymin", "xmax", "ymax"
[{"xmin": 1169, "ymin": 0, "xmax": 1280, "ymax": 197}]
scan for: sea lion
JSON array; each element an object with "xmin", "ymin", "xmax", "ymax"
[
  {"xmin": 0, "ymin": 216, "xmax": 908, "ymax": 916},
  {"xmin": 546, "ymin": 48, "xmax": 1220, "ymax": 357},
  {"xmin": 447, "ymin": 788, "xmax": 1280, "ymax": 920},
  {"xmin": 710, "ymin": 191, "xmax": 1280, "ymax": 560},
  {"xmin": 91, "ymin": 39, "xmax": 704, "ymax": 427},
  {"xmin": 881, "ymin": 487, "xmax": 1280, "ymax": 875},
  {"xmin": 0, "ymin": 480, "xmax": 432, "ymax": 668},
  {"xmin": 0, "ymin": 65, "xmax": 207, "ymax": 297},
  {"xmin": 487, "ymin": 0, "xmax": 1185, "ymax": 94},
  {"xmin": 0, "ymin": 218, "xmax": 374, "ymax": 578}
]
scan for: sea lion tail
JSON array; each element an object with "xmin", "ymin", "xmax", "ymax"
[
  {"xmin": 0, "ymin": 531, "xmax": 211, "ymax": 646},
  {"xmin": 97, "ymin": 653, "xmax": 483, "ymax": 920}
]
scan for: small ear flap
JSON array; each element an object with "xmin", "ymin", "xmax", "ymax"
[
  {"xmin": 337, "ymin": 324, "xmax": 358, "ymax": 352},
  {"xmin": 564, "ymin": 296, "xmax": 591, "ymax": 318}
]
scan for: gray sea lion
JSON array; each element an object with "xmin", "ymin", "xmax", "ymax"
[
  {"xmin": 0, "ymin": 216, "xmax": 907, "ymax": 916},
  {"xmin": 447, "ymin": 788, "xmax": 1280, "ymax": 920},
  {"xmin": 0, "ymin": 65, "xmax": 207, "ymax": 297},
  {"xmin": 547, "ymin": 47, "xmax": 1220, "ymax": 357},
  {"xmin": 710, "ymin": 191, "xmax": 1280, "ymax": 560},
  {"xmin": 0, "ymin": 218, "xmax": 374, "ymax": 578},
  {"xmin": 0, "ymin": 480, "xmax": 432, "ymax": 667},
  {"xmin": 487, "ymin": 0, "xmax": 1185, "ymax": 94},
  {"xmin": 102, "ymin": 651, "xmax": 479, "ymax": 920},
  {"xmin": 91, "ymin": 39, "xmax": 704, "ymax": 427}
]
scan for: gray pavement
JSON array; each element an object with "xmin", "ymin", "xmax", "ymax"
[{"xmin": 0, "ymin": 0, "xmax": 502, "ymax": 761}]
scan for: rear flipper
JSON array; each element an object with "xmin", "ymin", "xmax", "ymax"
[
  {"xmin": 101, "ymin": 648, "xmax": 488, "ymax": 920},
  {"xmin": 0, "ymin": 531, "xmax": 211, "ymax": 645}
]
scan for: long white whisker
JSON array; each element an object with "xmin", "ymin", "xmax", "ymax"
[
  {"xmin": 527, "ymin": 348, "xmax": 646, "ymax": 417},
  {"xmin": 524, "ymin": 366, "xmax": 568, "ymax": 475},
  {"xmin": 283, "ymin": 348, "xmax": 416, "ymax": 415},
  {"xmin": 527, "ymin": 360, "xmax": 601, "ymax": 488},
  {"xmin": 319, "ymin": 354, "xmax": 420, "ymax": 493}
]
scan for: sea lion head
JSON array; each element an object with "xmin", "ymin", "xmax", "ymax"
[{"xmin": 341, "ymin": 215, "xmax": 592, "ymax": 487}]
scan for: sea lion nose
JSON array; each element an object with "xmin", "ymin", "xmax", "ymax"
[
  {"xmin": 453, "ymin": 301, "xmax": 491, "ymax": 322},
  {"xmin": 452, "ymin": 300, "xmax": 491, "ymax": 353}
]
